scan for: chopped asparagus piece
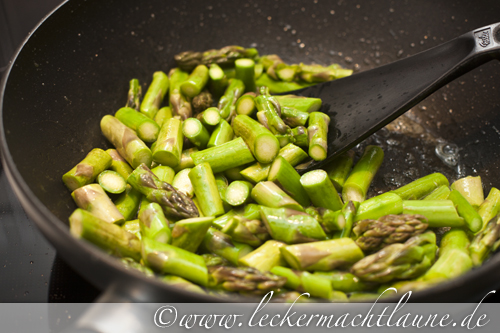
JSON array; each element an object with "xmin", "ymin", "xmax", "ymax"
[
  {"xmin": 168, "ymin": 68, "xmax": 192, "ymax": 120},
  {"xmin": 62, "ymin": 148, "xmax": 112, "ymax": 191},
  {"xmin": 201, "ymin": 228, "xmax": 253, "ymax": 265},
  {"xmin": 451, "ymin": 176, "xmax": 484, "ymax": 208},
  {"xmin": 138, "ymin": 198, "xmax": 172, "ymax": 244},
  {"xmin": 151, "ymin": 165, "xmax": 175, "ymax": 184},
  {"xmin": 182, "ymin": 117, "xmax": 210, "ymax": 149},
  {"xmin": 126, "ymin": 78, "xmax": 141, "ymax": 111},
  {"xmin": 189, "ymin": 163, "xmax": 225, "ymax": 217},
  {"xmin": 402, "ymin": 200, "xmax": 465, "ymax": 228},
  {"xmin": 154, "ymin": 106, "xmax": 173, "ymax": 127},
  {"xmin": 72, "ymin": 184, "xmax": 125, "ymax": 224},
  {"xmin": 448, "ymin": 189, "xmax": 483, "ymax": 233},
  {"xmin": 251, "ymin": 181, "xmax": 303, "ymax": 211},
  {"xmin": 225, "ymin": 181, "xmax": 253, "ymax": 206},
  {"xmin": 275, "ymin": 95, "xmax": 322, "ymax": 113},
  {"xmin": 470, "ymin": 216, "xmax": 500, "ymax": 266},
  {"xmin": 152, "ymin": 118, "xmax": 183, "ymax": 167},
  {"xmin": 218, "ymin": 78, "xmax": 245, "ymax": 120},
  {"xmin": 106, "ymin": 149, "xmax": 133, "ymax": 179},
  {"xmin": 307, "ymin": 112, "xmax": 330, "ymax": 161},
  {"xmin": 192, "ymin": 137, "xmax": 255, "ymax": 173},
  {"xmin": 115, "ymin": 107, "xmax": 160, "ymax": 143},
  {"xmin": 269, "ymin": 156, "xmax": 310, "ymax": 207},
  {"xmin": 98, "ymin": 170, "xmax": 126, "ymax": 194},
  {"xmin": 207, "ymin": 119, "xmax": 234, "ymax": 148},
  {"xmin": 235, "ymin": 93, "xmax": 257, "ymax": 117},
  {"xmin": 235, "ymin": 58, "xmax": 257, "ymax": 93},
  {"xmin": 233, "ymin": 115, "xmax": 280, "ymax": 164},
  {"xmin": 172, "ymin": 168, "xmax": 194, "ymax": 198},
  {"xmin": 477, "ymin": 187, "xmax": 500, "ymax": 231},
  {"xmin": 115, "ymin": 185, "xmax": 142, "ymax": 222},
  {"xmin": 140, "ymin": 71, "xmax": 169, "ymax": 119},
  {"xmin": 324, "ymin": 150, "xmax": 355, "ymax": 192},
  {"xmin": 423, "ymin": 185, "xmax": 451, "ymax": 200},
  {"xmin": 197, "ymin": 107, "xmax": 221, "ymax": 130},
  {"xmin": 391, "ymin": 173, "xmax": 449, "ymax": 200},
  {"xmin": 171, "ymin": 216, "xmax": 214, "ymax": 252},
  {"xmin": 181, "ymin": 64, "xmax": 209, "ymax": 98},
  {"xmin": 239, "ymin": 240, "xmax": 287, "ymax": 272},
  {"xmin": 300, "ymin": 169, "xmax": 343, "ymax": 211},
  {"xmin": 355, "ymin": 192, "xmax": 403, "ymax": 221},
  {"xmin": 173, "ymin": 148, "xmax": 198, "ymax": 173},
  {"xmin": 192, "ymin": 90, "xmax": 213, "ymax": 114},
  {"xmin": 208, "ymin": 63, "xmax": 228, "ymax": 99}
]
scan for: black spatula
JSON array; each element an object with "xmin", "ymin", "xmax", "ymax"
[{"xmin": 297, "ymin": 22, "xmax": 500, "ymax": 172}]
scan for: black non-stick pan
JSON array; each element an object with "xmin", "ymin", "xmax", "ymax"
[{"xmin": 2, "ymin": 0, "xmax": 500, "ymax": 302}]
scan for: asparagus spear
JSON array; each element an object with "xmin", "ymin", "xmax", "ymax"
[
  {"xmin": 121, "ymin": 257, "xmax": 154, "ymax": 277},
  {"xmin": 181, "ymin": 64, "xmax": 209, "ymax": 98},
  {"xmin": 113, "ymin": 151, "xmax": 142, "ymax": 222},
  {"xmin": 201, "ymin": 228, "xmax": 253, "ymax": 265},
  {"xmin": 140, "ymin": 71, "xmax": 169, "ymax": 119},
  {"xmin": 127, "ymin": 163, "xmax": 199, "ymax": 218},
  {"xmin": 402, "ymin": 200, "xmax": 464, "ymax": 228},
  {"xmin": 275, "ymin": 63, "xmax": 300, "ymax": 82},
  {"xmin": 175, "ymin": 46, "xmax": 258, "ymax": 71},
  {"xmin": 97, "ymin": 170, "xmax": 126, "ymax": 194},
  {"xmin": 212, "ymin": 203, "xmax": 262, "ymax": 229},
  {"xmin": 225, "ymin": 181, "xmax": 253, "ymax": 206},
  {"xmin": 298, "ymin": 63, "xmax": 353, "ymax": 83},
  {"xmin": 271, "ymin": 266, "xmax": 334, "ymax": 299},
  {"xmin": 423, "ymin": 185, "xmax": 451, "ymax": 200},
  {"xmin": 354, "ymin": 192, "xmax": 403, "ymax": 221},
  {"xmin": 207, "ymin": 265, "xmax": 286, "ymax": 294},
  {"xmin": 255, "ymin": 86, "xmax": 289, "ymax": 135},
  {"xmin": 235, "ymin": 58, "xmax": 256, "ymax": 93},
  {"xmin": 171, "ymin": 216, "xmax": 214, "ymax": 252},
  {"xmin": 173, "ymin": 148, "xmax": 198, "ymax": 173},
  {"xmin": 172, "ymin": 168, "xmax": 194, "ymax": 198},
  {"xmin": 138, "ymin": 198, "xmax": 172, "ymax": 244},
  {"xmin": 477, "ymin": 187, "xmax": 500, "ymax": 231},
  {"xmin": 142, "ymin": 237, "xmax": 208, "ymax": 286},
  {"xmin": 260, "ymin": 54, "xmax": 284, "ymax": 80},
  {"xmin": 222, "ymin": 215, "xmax": 269, "ymax": 247},
  {"xmin": 151, "ymin": 165, "xmax": 175, "ymax": 184},
  {"xmin": 470, "ymin": 215, "xmax": 500, "ymax": 266},
  {"xmin": 235, "ymin": 93, "xmax": 257, "ymax": 117},
  {"xmin": 62, "ymin": 148, "xmax": 113, "ymax": 191},
  {"xmin": 281, "ymin": 107, "xmax": 309, "ymax": 128},
  {"xmin": 233, "ymin": 115, "xmax": 280, "ymax": 164},
  {"xmin": 208, "ymin": 63, "xmax": 228, "ymax": 99},
  {"xmin": 115, "ymin": 107, "xmax": 161, "ymax": 143},
  {"xmin": 214, "ymin": 173, "xmax": 231, "ymax": 213},
  {"xmin": 161, "ymin": 275, "xmax": 206, "ymax": 294},
  {"xmin": 224, "ymin": 165, "xmax": 248, "ymax": 181},
  {"xmin": 125, "ymin": 78, "xmax": 141, "ymax": 111},
  {"xmin": 448, "ymin": 189, "xmax": 483, "ymax": 233},
  {"xmin": 342, "ymin": 145, "xmax": 384, "ymax": 203},
  {"xmin": 305, "ymin": 206, "xmax": 345, "ymax": 233},
  {"xmin": 451, "ymin": 176, "xmax": 484, "ymax": 208},
  {"xmin": 255, "ymin": 73, "xmax": 315, "ymax": 94},
  {"xmin": 207, "ymin": 119, "xmax": 234, "ymax": 148},
  {"xmin": 72, "ymin": 184, "xmax": 125, "ymax": 224},
  {"xmin": 324, "ymin": 150, "xmax": 355, "ymax": 192},
  {"xmin": 152, "ymin": 118, "xmax": 183, "ymax": 167},
  {"xmin": 197, "ymin": 107, "xmax": 221, "ymax": 131},
  {"xmin": 281, "ymin": 238, "xmax": 364, "ymax": 271},
  {"xmin": 154, "ymin": 106, "xmax": 173, "ymax": 127},
  {"xmin": 313, "ymin": 271, "xmax": 376, "ymax": 293},
  {"xmin": 100, "ymin": 115, "xmax": 152, "ymax": 169},
  {"xmin": 182, "ymin": 118, "xmax": 210, "ymax": 149},
  {"xmin": 307, "ymin": 112, "xmax": 330, "ymax": 161},
  {"xmin": 122, "ymin": 219, "xmax": 141, "ymax": 239},
  {"xmin": 268, "ymin": 156, "xmax": 310, "ymax": 207},
  {"xmin": 69, "ymin": 208, "xmax": 141, "ymax": 261},
  {"xmin": 106, "ymin": 149, "xmax": 132, "ymax": 179},
  {"xmin": 191, "ymin": 90, "xmax": 214, "ymax": 114},
  {"xmin": 251, "ymin": 181, "xmax": 303, "ymax": 211},
  {"xmin": 339, "ymin": 201, "xmax": 359, "ymax": 238},
  {"xmin": 168, "ymin": 68, "xmax": 192, "ymax": 120},
  {"xmin": 218, "ymin": 78, "xmax": 245, "ymax": 120},
  {"xmin": 391, "ymin": 173, "xmax": 449, "ymax": 200},
  {"xmin": 191, "ymin": 137, "xmax": 255, "ymax": 173},
  {"xmin": 351, "ymin": 232, "xmax": 437, "ymax": 283},
  {"xmin": 260, "ymin": 206, "xmax": 327, "ymax": 244},
  {"xmin": 239, "ymin": 240, "xmax": 287, "ymax": 272},
  {"xmin": 275, "ymin": 95, "xmax": 322, "ymax": 113},
  {"xmin": 275, "ymin": 126, "xmax": 309, "ymax": 148},
  {"xmin": 300, "ymin": 169, "xmax": 343, "ymax": 211},
  {"xmin": 189, "ymin": 163, "xmax": 225, "ymax": 217},
  {"xmin": 202, "ymin": 253, "xmax": 231, "ymax": 267},
  {"xmin": 353, "ymin": 214, "xmax": 429, "ymax": 252}
]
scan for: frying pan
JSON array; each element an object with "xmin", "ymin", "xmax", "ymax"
[{"xmin": 2, "ymin": 0, "xmax": 500, "ymax": 303}]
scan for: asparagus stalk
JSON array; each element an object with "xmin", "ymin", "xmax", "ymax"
[
  {"xmin": 313, "ymin": 271, "xmax": 376, "ymax": 293},
  {"xmin": 218, "ymin": 78, "xmax": 245, "ymax": 120},
  {"xmin": 106, "ymin": 149, "xmax": 132, "ymax": 179},
  {"xmin": 239, "ymin": 240, "xmax": 287, "ymax": 272},
  {"xmin": 151, "ymin": 165, "xmax": 175, "ymax": 184},
  {"xmin": 169, "ymin": 68, "xmax": 192, "ymax": 120},
  {"xmin": 127, "ymin": 163, "xmax": 199, "ymax": 218},
  {"xmin": 201, "ymin": 228, "xmax": 253, "ymax": 265},
  {"xmin": 122, "ymin": 219, "xmax": 141, "ymax": 239},
  {"xmin": 175, "ymin": 46, "xmax": 258, "ymax": 71},
  {"xmin": 260, "ymin": 206, "xmax": 327, "ymax": 244},
  {"xmin": 271, "ymin": 266, "xmax": 334, "ymax": 299},
  {"xmin": 62, "ymin": 148, "xmax": 112, "ymax": 191},
  {"xmin": 172, "ymin": 168, "xmax": 194, "ymax": 198},
  {"xmin": 207, "ymin": 119, "xmax": 234, "ymax": 148},
  {"xmin": 202, "ymin": 253, "xmax": 231, "ymax": 267},
  {"xmin": 307, "ymin": 112, "xmax": 330, "ymax": 161},
  {"xmin": 207, "ymin": 265, "xmax": 286, "ymax": 294},
  {"xmin": 281, "ymin": 107, "xmax": 309, "ymax": 128},
  {"xmin": 97, "ymin": 170, "xmax": 126, "ymax": 194},
  {"xmin": 152, "ymin": 118, "xmax": 183, "ymax": 167},
  {"xmin": 275, "ymin": 126, "xmax": 309, "ymax": 148},
  {"xmin": 138, "ymin": 198, "xmax": 172, "ymax": 244},
  {"xmin": 154, "ymin": 106, "xmax": 173, "ymax": 127},
  {"xmin": 224, "ymin": 165, "xmax": 248, "ymax": 181},
  {"xmin": 212, "ymin": 203, "xmax": 261, "ymax": 229},
  {"xmin": 120, "ymin": 257, "xmax": 154, "ymax": 277},
  {"xmin": 225, "ymin": 181, "xmax": 253, "ymax": 206},
  {"xmin": 354, "ymin": 192, "xmax": 403, "ymax": 221},
  {"xmin": 281, "ymin": 238, "xmax": 364, "ymax": 271},
  {"xmin": 477, "ymin": 187, "xmax": 500, "ymax": 231},
  {"xmin": 235, "ymin": 93, "xmax": 257, "ymax": 117},
  {"xmin": 241, "ymin": 143, "xmax": 307, "ymax": 183},
  {"xmin": 161, "ymin": 275, "xmax": 206, "ymax": 294},
  {"xmin": 182, "ymin": 118, "xmax": 210, "ymax": 149},
  {"xmin": 275, "ymin": 95, "xmax": 322, "ymax": 113},
  {"xmin": 181, "ymin": 64, "xmax": 209, "ymax": 98},
  {"xmin": 197, "ymin": 107, "xmax": 221, "ymax": 131},
  {"xmin": 268, "ymin": 156, "xmax": 310, "ymax": 207},
  {"xmin": 115, "ymin": 107, "xmax": 160, "ymax": 143},
  {"xmin": 251, "ymin": 181, "xmax": 303, "ymax": 211},
  {"xmin": 100, "ymin": 115, "xmax": 152, "ymax": 169},
  {"xmin": 260, "ymin": 54, "xmax": 284, "ymax": 80},
  {"xmin": 140, "ymin": 71, "xmax": 169, "ymax": 119},
  {"xmin": 324, "ymin": 150, "xmax": 355, "ymax": 191},
  {"xmin": 191, "ymin": 90, "xmax": 213, "ymax": 114},
  {"xmin": 222, "ymin": 215, "xmax": 269, "ymax": 247},
  {"xmin": 255, "ymin": 73, "xmax": 315, "ymax": 94},
  {"xmin": 275, "ymin": 63, "xmax": 300, "ymax": 82},
  {"xmin": 189, "ymin": 163, "xmax": 225, "ymax": 217},
  {"xmin": 298, "ymin": 63, "xmax": 353, "ymax": 82},
  {"xmin": 171, "ymin": 216, "xmax": 214, "ymax": 252},
  {"xmin": 342, "ymin": 145, "xmax": 384, "ymax": 202},
  {"xmin": 451, "ymin": 176, "xmax": 484, "ymax": 208},
  {"xmin": 300, "ymin": 169, "xmax": 344, "ymax": 211},
  {"xmin": 72, "ymin": 184, "xmax": 125, "ymax": 224},
  {"xmin": 305, "ymin": 206, "xmax": 345, "ymax": 233},
  {"xmin": 255, "ymin": 86, "xmax": 289, "ymax": 135},
  {"xmin": 353, "ymin": 214, "xmax": 429, "ymax": 252},
  {"xmin": 339, "ymin": 201, "xmax": 359, "ymax": 238},
  {"xmin": 423, "ymin": 185, "xmax": 451, "ymax": 200},
  {"xmin": 233, "ymin": 115, "xmax": 280, "ymax": 164},
  {"xmin": 191, "ymin": 137, "xmax": 255, "ymax": 173},
  {"xmin": 115, "ymin": 186, "xmax": 142, "ymax": 222},
  {"xmin": 402, "ymin": 200, "xmax": 465, "ymax": 228},
  {"xmin": 235, "ymin": 58, "xmax": 256, "ymax": 93},
  {"xmin": 69, "ymin": 209, "xmax": 141, "ymax": 261},
  {"xmin": 351, "ymin": 232, "xmax": 437, "ymax": 283},
  {"xmin": 469, "ymin": 215, "xmax": 500, "ymax": 266},
  {"xmin": 142, "ymin": 237, "xmax": 208, "ymax": 286},
  {"xmin": 391, "ymin": 173, "xmax": 450, "ymax": 200},
  {"xmin": 125, "ymin": 78, "xmax": 141, "ymax": 111},
  {"xmin": 254, "ymin": 63, "xmax": 264, "ymax": 79},
  {"xmin": 173, "ymin": 148, "xmax": 198, "ymax": 173},
  {"xmin": 214, "ymin": 173, "xmax": 231, "ymax": 212},
  {"xmin": 208, "ymin": 63, "xmax": 228, "ymax": 99},
  {"xmin": 448, "ymin": 190, "xmax": 483, "ymax": 233}
]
